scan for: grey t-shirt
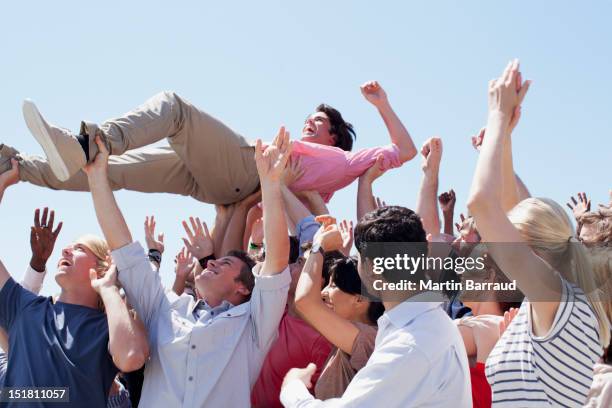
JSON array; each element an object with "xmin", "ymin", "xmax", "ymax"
[{"xmin": 0, "ymin": 278, "xmax": 117, "ymax": 407}]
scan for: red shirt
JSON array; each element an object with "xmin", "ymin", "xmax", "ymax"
[
  {"xmin": 471, "ymin": 362, "xmax": 492, "ymax": 408},
  {"xmin": 251, "ymin": 310, "xmax": 332, "ymax": 408}
]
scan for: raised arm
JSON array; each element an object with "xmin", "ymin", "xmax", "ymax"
[
  {"xmin": 294, "ymin": 217, "xmax": 360, "ymax": 354},
  {"xmin": 361, "ymin": 81, "xmax": 417, "ymax": 163},
  {"xmin": 220, "ymin": 190, "xmax": 261, "ymax": 255},
  {"xmin": 144, "ymin": 216, "xmax": 164, "ymax": 269},
  {"xmin": 85, "ymin": 137, "xmax": 165, "ymax": 329},
  {"xmin": 357, "ymin": 155, "xmax": 386, "ymax": 221},
  {"xmin": 212, "ymin": 204, "xmax": 235, "ymax": 259},
  {"xmin": 438, "ymin": 190, "xmax": 456, "ymax": 237},
  {"xmin": 467, "ymin": 60, "xmax": 560, "ymax": 335},
  {"xmin": 255, "ymin": 127, "xmax": 291, "ymax": 275},
  {"xmin": 0, "ymin": 162, "xmax": 20, "ymax": 289},
  {"xmin": 84, "ymin": 137, "xmax": 132, "ymax": 250},
  {"xmin": 90, "ymin": 265, "xmax": 149, "ymax": 373},
  {"xmin": 415, "ymin": 137, "xmax": 442, "ymax": 237}
]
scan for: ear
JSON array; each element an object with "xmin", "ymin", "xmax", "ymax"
[{"xmin": 236, "ymin": 283, "xmax": 251, "ymax": 297}]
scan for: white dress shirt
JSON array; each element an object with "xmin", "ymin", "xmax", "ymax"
[
  {"xmin": 113, "ymin": 241, "xmax": 290, "ymax": 408},
  {"xmin": 280, "ymin": 292, "xmax": 472, "ymax": 407}
]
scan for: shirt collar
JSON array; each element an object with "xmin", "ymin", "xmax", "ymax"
[
  {"xmin": 378, "ymin": 291, "xmax": 445, "ymax": 330},
  {"xmin": 192, "ymin": 299, "xmax": 234, "ymax": 316}
]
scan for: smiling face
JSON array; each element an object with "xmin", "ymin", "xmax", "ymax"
[
  {"xmin": 320, "ymin": 276, "xmax": 361, "ymax": 320},
  {"xmin": 55, "ymin": 242, "xmax": 101, "ymax": 289},
  {"xmin": 301, "ymin": 112, "xmax": 336, "ymax": 146},
  {"xmin": 194, "ymin": 255, "xmax": 251, "ymax": 303}
]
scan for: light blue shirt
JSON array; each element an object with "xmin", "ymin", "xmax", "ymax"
[
  {"xmin": 280, "ymin": 292, "xmax": 472, "ymax": 407},
  {"xmin": 113, "ymin": 241, "xmax": 290, "ymax": 408},
  {"xmin": 296, "ymin": 215, "xmax": 320, "ymax": 255}
]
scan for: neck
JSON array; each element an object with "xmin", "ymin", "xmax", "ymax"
[
  {"xmin": 57, "ymin": 288, "xmax": 100, "ymax": 309},
  {"xmin": 469, "ymin": 301, "xmax": 503, "ymax": 317}
]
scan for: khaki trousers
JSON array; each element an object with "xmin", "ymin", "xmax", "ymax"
[{"xmin": 14, "ymin": 92, "xmax": 260, "ymax": 205}]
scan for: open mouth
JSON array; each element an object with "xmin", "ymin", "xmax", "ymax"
[{"xmin": 58, "ymin": 259, "xmax": 72, "ymax": 267}]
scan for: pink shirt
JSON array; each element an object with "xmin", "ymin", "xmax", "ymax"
[{"xmin": 289, "ymin": 140, "xmax": 402, "ymax": 202}]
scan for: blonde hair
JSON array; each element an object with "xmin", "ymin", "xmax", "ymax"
[
  {"xmin": 585, "ymin": 246, "xmax": 612, "ymax": 329},
  {"xmin": 507, "ymin": 197, "xmax": 610, "ymax": 348},
  {"xmin": 75, "ymin": 234, "xmax": 110, "ymax": 275}
]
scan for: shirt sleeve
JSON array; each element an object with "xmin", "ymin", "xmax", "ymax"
[
  {"xmin": 345, "ymin": 144, "xmax": 402, "ymax": 179},
  {"xmin": 112, "ymin": 241, "xmax": 168, "ymax": 334},
  {"xmin": 280, "ymin": 340, "xmax": 432, "ymax": 407},
  {"xmin": 0, "ymin": 278, "xmax": 39, "ymax": 331},
  {"xmin": 296, "ymin": 216, "xmax": 320, "ymax": 254},
  {"xmin": 249, "ymin": 263, "xmax": 291, "ymax": 351},
  {"xmin": 20, "ymin": 265, "xmax": 46, "ymax": 295}
]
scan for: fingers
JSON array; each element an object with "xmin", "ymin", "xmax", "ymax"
[
  {"xmin": 571, "ymin": 196, "xmax": 578, "ymax": 205},
  {"xmin": 41, "ymin": 207, "xmax": 49, "ymax": 227},
  {"xmin": 517, "ymin": 80, "xmax": 531, "ymax": 105},
  {"xmin": 315, "ymin": 214, "xmax": 336, "ymax": 227},
  {"xmin": 455, "ymin": 222, "xmax": 462, "ymax": 232},
  {"xmin": 189, "ymin": 217, "xmax": 199, "ymax": 236},
  {"xmin": 34, "ymin": 208, "xmax": 41, "ymax": 228},
  {"xmin": 94, "ymin": 135, "xmax": 109, "ymax": 155},
  {"xmin": 182, "ymin": 221, "xmax": 195, "ymax": 242},
  {"xmin": 47, "ymin": 210, "xmax": 55, "ymax": 231},
  {"xmin": 53, "ymin": 222, "xmax": 63, "ymax": 240},
  {"xmin": 255, "ymin": 139, "xmax": 263, "ymax": 162},
  {"xmin": 202, "ymin": 221, "xmax": 211, "ymax": 239}
]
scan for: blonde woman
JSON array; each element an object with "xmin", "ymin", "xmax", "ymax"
[
  {"xmin": 468, "ymin": 60, "xmax": 609, "ymax": 406},
  {"xmin": 0, "ymin": 168, "xmax": 149, "ymax": 406}
]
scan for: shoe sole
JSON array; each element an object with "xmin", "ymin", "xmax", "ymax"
[{"xmin": 22, "ymin": 99, "xmax": 70, "ymax": 182}]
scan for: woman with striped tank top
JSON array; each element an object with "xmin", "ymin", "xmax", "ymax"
[{"xmin": 467, "ymin": 59, "xmax": 609, "ymax": 407}]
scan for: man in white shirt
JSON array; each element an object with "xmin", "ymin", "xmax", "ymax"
[
  {"xmin": 86, "ymin": 128, "xmax": 293, "ymax": 407},
  {"xmin": 280, "ymin": 206, "xmax": 472, "ymax": 407}
]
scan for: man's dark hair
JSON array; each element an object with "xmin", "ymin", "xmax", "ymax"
[
  {"xmin": 289, "ymin": 236, "xmax": 300, "ymax": 264},
  {"xmin": 354, "ymin": 206, "xmax": 428, "ymax": 282},
  {"xmin": 227, "ymin": 250, "xmax": 256, "ymax": 299},
  {"xmin": 316, "ymin": 104, "xmax": 356, "ymax": 152},
  {"xmin": 329, "ymin": 256, "xmax": 385, "ymax": 324}
]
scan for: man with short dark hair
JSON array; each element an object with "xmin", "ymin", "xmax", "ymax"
[
  {"xmin": 3, "ymin": 81, "xmax": 416, "ymax": 205},
  {"xmin": 86, "ymin": 127, "xmax": 293, "ymax": 407},
  {"xmin": 280, "ymin": 206, "xmax": 471, "ymax": 407}
]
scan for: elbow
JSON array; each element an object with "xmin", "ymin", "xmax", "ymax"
[
  {"xmin": 399, "ymin": 145, "xmax": 418, "ymax": 163},
  {"xmin": 114, "ymin": 347, "xmax": 148, "ymax": 373},
  {"xmin": 466, "ymin": 190, "xmax": 493, "ymax": 216}
]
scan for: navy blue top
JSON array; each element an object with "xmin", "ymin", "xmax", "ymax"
[{"xmin": 0, "ymin": 278, "xmax": 117, "ymax": 407}]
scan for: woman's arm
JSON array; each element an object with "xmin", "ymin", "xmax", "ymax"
[
  {"xmin": 294, "ymin": 221, "xmax": 360, "ymax": 354},
  {"xmin": 467, "ymin": 60, "xmax": 560, "ymax": 336}
]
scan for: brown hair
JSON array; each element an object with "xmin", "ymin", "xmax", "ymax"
[
  {"xmin": 578, "ymin": 208, "xmax": 612, "ymax": 243},
  {"xmin": 227, "ymin": 250, "xmax": 256, "ymax": 300}
]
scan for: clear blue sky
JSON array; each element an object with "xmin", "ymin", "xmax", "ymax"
[{"xmin": 1, "ymin": 1, "xmax": 610, "ymax": 295}]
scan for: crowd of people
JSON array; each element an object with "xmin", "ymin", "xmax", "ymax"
[{"xmin": 0, "ymin": 60, "xmax": 609, "ymax": 407}]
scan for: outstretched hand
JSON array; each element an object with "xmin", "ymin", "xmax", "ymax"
[
  {"xmin": 338, "ymin": 219, "xmax": 354, "ymax": 256},
  {"xmin": 255, "ymin": 126, "xmax": 292, "ymax": 183},
  {"xmin": 182, "ymin": 217, "xmax": 214, "ymax": 260},
  {"xmin": 30, "ymin": 207, "xmax": 63, "ymax": 272},
  {"xmin": 313, "ymin": 215, "xmax": 343, "ymax": 252},
  {"xmin": 488, "ymin": 59, "xmax": 530, "ymax": 123},
  {"xmin": 175, "ymin": 247, "xmax": 196, "ymax": 280},
  {"xmin": 360, "ymin": 81, "xmax": 388, "ymax": 108},
  {"xmin": 566, "ymin": 192, "xmax": 591, "ymax": 221},
  {"xmin": 144, "ymin": 215, "xmax": 165, "ymax": 254}
]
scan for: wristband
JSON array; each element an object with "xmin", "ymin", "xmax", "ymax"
[
  {"xmin": 199, "ymin": 254, "xmax": 215, "ymax": 269},
  {"xmin": 249, "ymin": 242, "xmax": 263, "ymax": 250},
  {"xmin": 148, "ymin": 249, "xmax": 162, "ymax": 265}
]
